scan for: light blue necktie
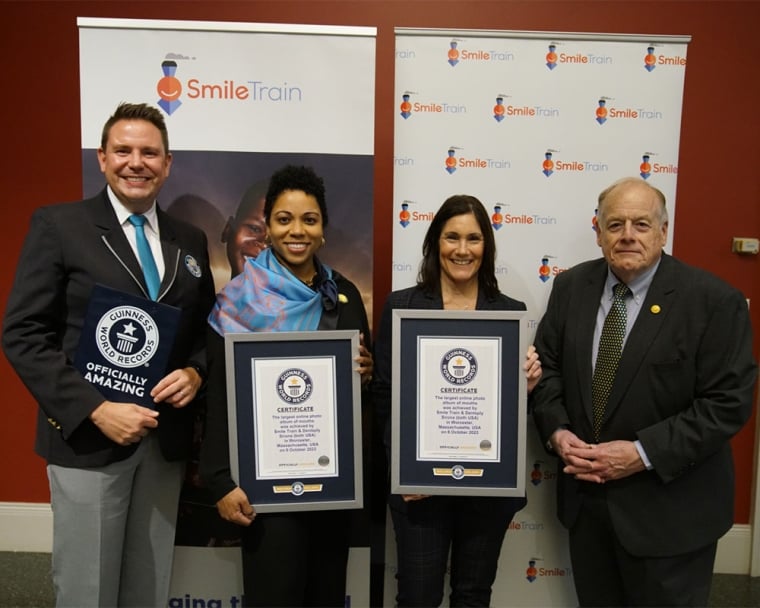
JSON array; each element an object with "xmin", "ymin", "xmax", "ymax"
[{"xmin": 128, "ymin": 214, "xmax": 160, "ymax": 300}]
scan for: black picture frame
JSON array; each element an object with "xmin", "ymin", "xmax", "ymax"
[
  {"xmin": 225, "ymin": 330, "xmax": 362, "ymax": 512},
  {"xmin": 391, "ymin": 310, "xmax": 527, "ymax": 496}
]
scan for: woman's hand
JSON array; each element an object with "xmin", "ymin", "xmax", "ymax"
[
  {"xmin": 356, "ymin": 332, "xmax": 374, "ymax": 386},
  {"xmin": 402, "ymin": 494, "xmax": 431, "ymax": 502},
  {"xmin": 216, "ymin": 487, "xmax": 256, "ymax": 527},
  {"xmin": 524, "ymin": 345, "xmax": 542, "ymax": 394}
]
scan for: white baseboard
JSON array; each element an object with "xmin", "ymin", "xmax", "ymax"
[
  {"xmin": 0, "ymin": 502, "xmax": 53, "ymax": 553},
  {"xmin": 715, "ymin": 524, "xmax": 752, "ymax": 574},
  {"xmin": 0, "ymin": 502, "xmax": 753, "ymax": 575}
]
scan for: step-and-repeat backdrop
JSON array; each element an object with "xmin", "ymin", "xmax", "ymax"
[{"xmin": 389, "ymin": 27, "xmax": 689, "ymax": 606}]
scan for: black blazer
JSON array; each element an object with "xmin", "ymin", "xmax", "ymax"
[
  {"xmin": 372, "ymin": 284, "xmax": 529, "ymax": 512},
  {"xmin": 199, "ymin": 272, "xmax": 372, "ymax": 502},
  {"xmin": 532, "ymin": 254, "xmax": 757, "ymax": 556},
  {"xmin": 2, "ymin": 189, "xmax": 216, "ymax": 467},
  {"xmin": 373, "ymin": 284, "xmax": 527, "ymax": 443}
]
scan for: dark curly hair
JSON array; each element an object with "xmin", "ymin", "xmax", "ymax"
[{"xmin": 264, "ymin": 165, "xmax": 328, "ymax": 227}]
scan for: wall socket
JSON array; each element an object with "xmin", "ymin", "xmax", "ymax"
[{"xmin": 732, "ymin": 237, "xmax": 759, "ymax": 255}]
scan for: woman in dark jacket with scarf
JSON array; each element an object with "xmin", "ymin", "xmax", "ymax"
[{"xmin": 200, "ymin": 165, "xmax": 373, "ymax": 607}]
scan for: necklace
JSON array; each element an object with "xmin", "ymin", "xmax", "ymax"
[
  {"xmin": 441, "ymin": 278, "xmax": 478, "ymax": 310},
  {"xmin": 443, "ymin": 294, "xmax": 477, "ymax": 310}
]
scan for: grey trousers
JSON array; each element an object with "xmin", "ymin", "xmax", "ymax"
[{"xmin": 47, "ymin": 432, "xmax": 184, "ymax": 608}]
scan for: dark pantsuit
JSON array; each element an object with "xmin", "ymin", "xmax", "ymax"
[
  {"xmin": 240, "ymin": 510, "xmax": 351, "ymax": 607},
  {"xmin": 373, "ymin": 285, "xmax": 529, "ymax": 608},
  {"xmin": 390, "ymin": 495, "xmax": 520, "ymax": 607}
]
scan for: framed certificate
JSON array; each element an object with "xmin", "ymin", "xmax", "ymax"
[
  {"xmin": 391, "ymin": 310, "xmax": 527, "ymax": 496},
  {"xmin": 225, "ymin": 330, "xmax": 362, "ymax": 512}
]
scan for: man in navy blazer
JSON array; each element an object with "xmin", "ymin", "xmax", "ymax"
[
  {"xmin": 532, "ymin": 177, "xmax": 756, "ymax": 607},
  {"xmin": 2, "ymin": 103, "xmax": 215, "ymax": 607}
]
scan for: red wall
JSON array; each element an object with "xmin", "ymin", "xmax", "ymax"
[{"xmin": 2, "ymin": 1, "xmax": 758, "ymax": 522}]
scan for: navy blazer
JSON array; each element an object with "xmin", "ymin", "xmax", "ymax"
[
  {"xmin": 2, "ymin": 189, "xmax": 216, "ymax": 467},
  {"xmin": 532, "ymin": 253, "xmax": 757, "ymax": 556}
]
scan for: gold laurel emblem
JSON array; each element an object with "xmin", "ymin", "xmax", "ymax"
[{"xmin": 432, "ymin": 467, "xmax": 484, "ymax": 478}]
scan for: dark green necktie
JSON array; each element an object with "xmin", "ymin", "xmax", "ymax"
[{"xmin": 592, "ymin": 282, "xmax": 630, "ymax": 441}]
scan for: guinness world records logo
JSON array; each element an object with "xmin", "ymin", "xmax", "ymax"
[
  {"xmin": 277, "ymin": 368, "xmax": 314, "ymax": 404},
  {"xmin": 440, "ymin": 348, "xmax": 478, "ymax": 385},
  {"xmin": 95, "ymin": 306, "xmax": 159, "ymax": 368}
]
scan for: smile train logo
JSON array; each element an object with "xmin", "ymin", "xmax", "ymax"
[
  {"xmin": 157, "ymin": 59, "xmax": 183, "ymax": 115},
  {"xmin": 640, "ymin": 153, "xmax": 653, "ymax": 179},
  {"xmin": 542, "ymin": 150, "xmax": 556, "ymax": 177},
  {"xmin": 492, "ymin": 205, "xmax": 503, "ymax": 230},
  {"xmin": 539, "ymin": 256, "xmax": 552, "ymax": 283},
  {"xmin": 493, "ymin": 95, "xmax": 506, "ymax": 122},
  {"xmin": 447, "ymin": 40, "xmax": 460, "ymax": 66},
  {"xmin": 546, "ymin": 43, "xmax": 558, "ymax": 70},
  {"xmin": 645, "ymin": 45, "xmax": 656, "ymax": 71},
  {"xmin": 445, "ymin": 147, "xmax": 458, "ymax": 174},
  {"xmin": 596, "ymin": 98, "xmax": 609, "ymax": 125},
  {"xmin": 399, "ymin": 202, "xmax": 411, "ymax": 227},
  {"xmin": 400, "ymin": 92, "xmax": 413, "ymax": 119},
  {"xmin": 531, "ymin": 461, "xmax": 544, "ymax": 486}
]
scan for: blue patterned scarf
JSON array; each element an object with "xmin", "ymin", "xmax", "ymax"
[{"xmin": 208, "ymin": 248, "xmax": 338, "ymax": 335}]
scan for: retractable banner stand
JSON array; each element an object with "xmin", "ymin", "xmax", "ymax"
[
  {"xmin": 79, "ymin": 18, "xmax": 375, "ymax": 607},
  {"xmin": 391, "ymin": 28, "xmax": 689, "ymax": 606}
]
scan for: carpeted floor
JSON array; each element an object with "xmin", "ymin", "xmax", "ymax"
[
  {"xmin": 0, "ymin": 551, "xmax": 759, "ymax": 607},
  {"xmin": 0, "ymin": 553, "xmax": 55, "ymax": 608}
]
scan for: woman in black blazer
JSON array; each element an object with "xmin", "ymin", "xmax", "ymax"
[{"xmin": 372, "ymin": 194, "xmax": 541, "ymax": 607}]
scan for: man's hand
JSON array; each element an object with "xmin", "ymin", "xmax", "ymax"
[
  {"xmin": 89, "ymin": 401, "xmax": 159, "ymax": 446},
  {"xmin": 150, "ymin": 366, "xmax": 203, "ymax": 408},
  {"xmin": 216, "ymin": 487, "xmax": 256, "ymax": 526},
  {"xmin": 562, "ymin": 438, "xmax": 646, "ymax": 483},
  {"xmin": 549, "ymin": 428, "xmax": 593, "ymax": 464}
]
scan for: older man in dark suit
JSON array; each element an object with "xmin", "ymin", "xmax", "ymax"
[
  {"xmin": 2, "ymin": 102, "xmax": 215, "ymax": 607},
  {"xmin": 532, "ymin": 177, "xmax": 756, "ymax": 607}
]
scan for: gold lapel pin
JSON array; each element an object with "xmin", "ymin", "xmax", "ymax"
[{"xmin": 650, "ymin": 304, "xmax": 661, "ymax": 314}]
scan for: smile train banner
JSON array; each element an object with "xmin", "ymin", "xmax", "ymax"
[
  {"xmin": 391, "ymin": 28, "xmax": 689, "ymax": 607},
  {"xmin": 79, "ymin": 17, "xmax": 376, "ymax": 608}
]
